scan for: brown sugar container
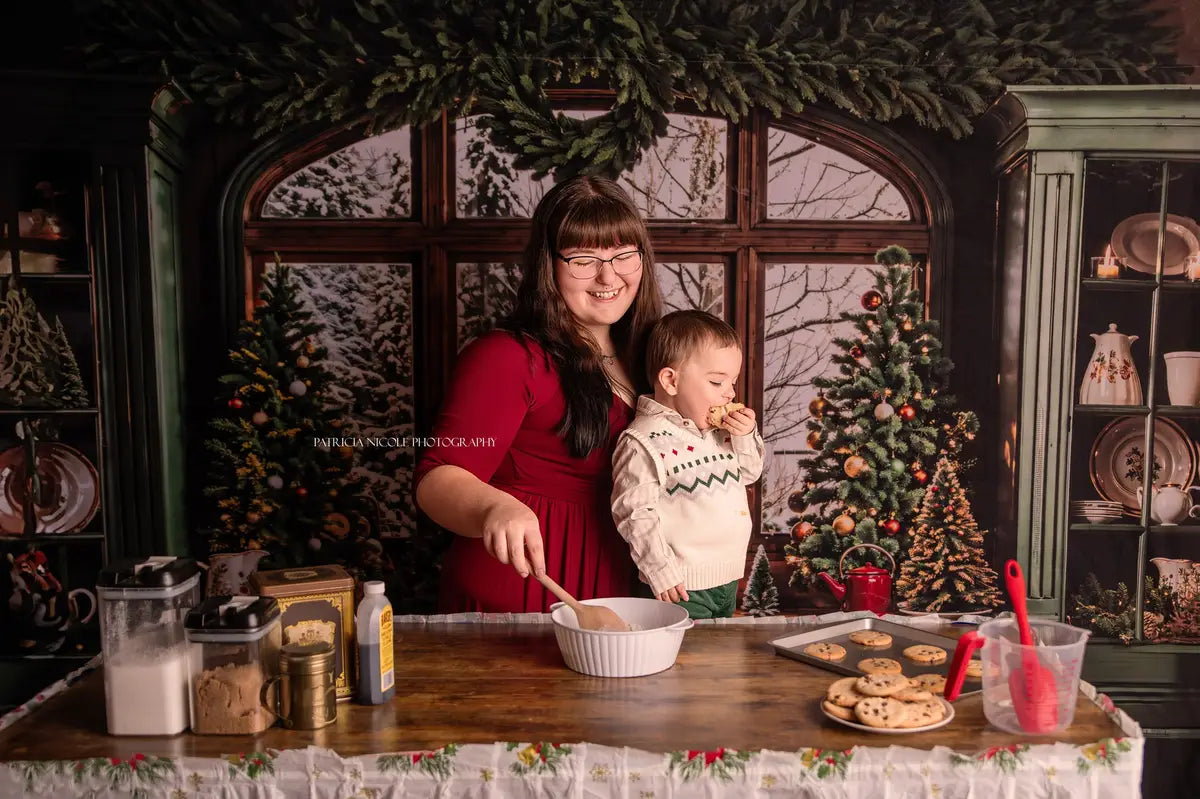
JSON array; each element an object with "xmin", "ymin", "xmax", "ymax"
[
  {"xmin": 249, "ymin": 565, "xmax": 356, "ymax": 699},
  {"xmin": 184, "ymin": 595, "xmax": 281, "ymax": 734}
]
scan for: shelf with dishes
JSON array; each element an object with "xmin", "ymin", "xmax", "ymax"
[{"xmin": 1080, "ymin": 211, "xmax": 1200, "ymax": 284}]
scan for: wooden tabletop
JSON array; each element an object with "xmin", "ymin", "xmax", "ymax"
[{"xmin": 0, "ymin": 622, "xmax": 1123, "ymax": 760}]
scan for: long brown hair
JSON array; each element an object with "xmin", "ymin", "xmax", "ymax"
[{"xmin": 500, "ymin": 177, "xmax": 662, "ymax": 458}]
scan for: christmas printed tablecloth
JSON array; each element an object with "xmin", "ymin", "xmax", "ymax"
[
  {"xmin": 0, "ymin": 612, "xmax": 1144, "ymax": 798},
  {"xmin": 0, "ymin": 712, "xmax": 1140, "ymax": 798}
]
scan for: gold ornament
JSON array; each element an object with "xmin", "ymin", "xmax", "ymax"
[
  {"xmin": 832, "ymin": 514, "xmax": 855, "ymax": 534},
  {"xmin": 843, "ymin": 455, "xmax": 869, "ymax": 478},
  {"xmin": 806, "ymin": 430, "xmax": 821, "ymax": 449},
  {"xmin": 902, "ymin": 319, "xmax": 914, "ymax": 331},
  {"xmin": 808, "ymin": 394, "xmax": 828, "ymax": 418},
  {"xmin": 246, "ymin": 511, "xmax": 261, "ymax": 523},
  {"xmin": 867, "ymin": 508, "xmax": 878, "ymax": 517},
  {"xmin": 297, "ymin": 355, "xmax": 310, "ymax": 368},
  {"xmin": 324, "ymin": 512, "xmax": 351, "ymax": 539}
]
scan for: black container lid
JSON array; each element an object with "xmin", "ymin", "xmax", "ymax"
[
  {"xmin": 97, "ymin": 557, "xmax": 201, "ymax": 589},
  {"xmin": 185, "ymin": 595, "xmax": 280, "ymax": 632}
]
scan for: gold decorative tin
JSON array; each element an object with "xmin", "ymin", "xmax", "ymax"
[{"xmin": 250, "ymin": 565, "xmax": 356, "ymax": 699}]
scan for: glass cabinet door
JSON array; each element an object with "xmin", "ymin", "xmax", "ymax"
[{"xmin": 1067, "ymin": 158, "xmax": 1200, "ymax": 644}]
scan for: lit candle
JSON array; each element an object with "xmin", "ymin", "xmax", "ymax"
[{"xmin": 1093, "ymin": 246, "xmax": 1121, "ymax": 279}]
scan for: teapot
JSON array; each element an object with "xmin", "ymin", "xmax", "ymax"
[
  {"xmin": 1140, "ymin": 484, "xmax": 1200, "ymax": 526},
  {"xmin": 816, "ymin": 544, "xmax": 895, "ymax": 615},
  {"xmin": 1079, "ymin": 323, "xmax": 1142, "ymax": 405}
]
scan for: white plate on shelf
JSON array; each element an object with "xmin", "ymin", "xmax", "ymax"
[
  {"xmin": 1110, "ymin": 213, "xmax": 1200, "ymax": 275},
  {"xmin": 1089, "ymin": 416, "xmax": 1195, "ymax": 513},
  {"xmin": 0, "ymin": 442, "xmax": 99, "ymax": 535},
  {"xmin": 820, "ymin": 697, "xmax": 955, "ymax": 734}
]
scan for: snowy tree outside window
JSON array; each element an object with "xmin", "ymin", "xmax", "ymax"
[
  {"xmin": 657, "ymin": 262, "xmax": 725, "ymax": 318},
  {"xmin": 285, "ymin": 262, "xmax": 416, "ymax": 539},
  {"xmin": 455, "ymin": 113, "xmax": 727, "ymax": 220},
  {"xmin": 457, "ymin": 262, "xmax": 522, "ymax": 350},
  {"xmin": 761, "ymin": 263, "xmax": 879, "ymax": 535},
  {"xmin": 766, "ymin": 127, "xmax": 909, "ymax": 220},
  {"xmin": 263, "ymin": 128, "xmax": 412, "ymax": 218}
]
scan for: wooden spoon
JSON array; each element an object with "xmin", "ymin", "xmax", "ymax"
[{"xmin": 536, "ymin": 573, "xmax": 630, "ymax": 632}]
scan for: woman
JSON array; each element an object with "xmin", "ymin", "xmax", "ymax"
[{"xmin": 415, "ymin": 176, "xmax": 663, "ymax": 612}]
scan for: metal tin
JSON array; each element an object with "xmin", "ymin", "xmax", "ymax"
[
  {"xmin": 250, "ymin": 565, "xmax": 356, "ymax": 699},
  {"xmin": 261, "ymin": 641, "xmax": 337, "ymax": 730}
]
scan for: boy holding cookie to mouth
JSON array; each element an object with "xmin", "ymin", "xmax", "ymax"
[{"xmin": 610, "ymin": 310, "xmax": 764, "ymax": 618}]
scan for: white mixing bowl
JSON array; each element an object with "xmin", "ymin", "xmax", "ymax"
[{"xmin": 549, "ymin": 597, "xmax": 694, "ymax": 677}]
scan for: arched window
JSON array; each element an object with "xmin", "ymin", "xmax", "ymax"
[{"xmin": 234, "ymin": 97, "xmax": 942, "ymax": 608}]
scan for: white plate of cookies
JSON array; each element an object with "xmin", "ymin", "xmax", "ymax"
[{"xmin": 820, "ymin": 674, "xmax": 955, "ymax": 733}]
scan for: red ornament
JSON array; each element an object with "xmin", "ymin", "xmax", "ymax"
[
  {"xmin": 898, "ymin": 404, "xmax": 916, "ymax": 421},
  {"xmin": 296, "ymin": 487, "xmax": 309, "ymax": 497},
  {"xmin": 849, "ymin": 345, "xmax": 864, "ymax": 359},
  {"xmin": 861, "ymin": 290, "xmax": 883, "ymax": 311},
  {"xmin": 882, "ymin": 519, "xmax": 901, "ymax": 535},
  {"xmin": 791, "ymin": 521, "xmax": 814, "ymax": 540},
  {"xmin": 914, "ymin": 469, "xmax": 928, "ymax": 484},
  {"xmin": 227, "ymin": 398, "xmax": 243, "ymax": 409}
]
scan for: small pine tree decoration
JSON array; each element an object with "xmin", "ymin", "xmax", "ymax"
[
  {"xmin": 51, "ymin": 318, "xmax": 89, "ymax": 408},
  {"xmin": 201, "ymin": 258, "xmax": 362, "ymax": 567},
  {"xmin": 785, "ymin": 245, "xmax": 957, "ymax": 582},
  {"xmin": 894, "ymin": 456, "xmax": 1003, "ymax": 613},
  {"xmin": 0, "ymin": 281, "xmax": 89, "ymax": 408},
  {"xmin": 742, "ymin": 544, "xmax": 780, "ymax": 617}
]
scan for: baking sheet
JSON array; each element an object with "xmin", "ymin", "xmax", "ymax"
[{"xmin": 770, "ymin": 618, "xmax": 981, "ymax": 696}]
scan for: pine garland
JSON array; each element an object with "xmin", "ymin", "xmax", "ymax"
[{"xmin": 81, "ymin": 0, "xmax": 1180, "ymax": 178}]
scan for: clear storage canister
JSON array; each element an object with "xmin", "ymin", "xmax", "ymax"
[
  {"xmin": 96, "ymin": 557, "xmax": 201, "ymax": 735},
  {"xmin": 184, "ymin": 595, "xmax": 282, "ymax": 734}
]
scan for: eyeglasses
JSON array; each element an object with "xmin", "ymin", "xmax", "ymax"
[{"xmin": 557, "ymin": 249, "xmax": 643, "ymax": 280}]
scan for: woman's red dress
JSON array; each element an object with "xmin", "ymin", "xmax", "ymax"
[{"xmin": 414, "ymin": 331, "xmax": 636, "ymax": 612}]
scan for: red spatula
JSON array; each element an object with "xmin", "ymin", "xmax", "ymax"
[{"xmin": 1005, "ymin": 560, "xmax": 1059, "ymax": 733}]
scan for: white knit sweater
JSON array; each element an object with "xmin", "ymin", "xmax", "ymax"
[{"xmin": 610, "ymin": 396, "xmax": 764, "ymax": 595}]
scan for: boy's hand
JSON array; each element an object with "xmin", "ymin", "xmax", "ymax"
[
  {"xmin": 723, "ymin": 407, "xmax": 757, "ymax": 437},
  {"xmin": 656, "ymin": 584, "xmax": 690, "ymax": 603}
]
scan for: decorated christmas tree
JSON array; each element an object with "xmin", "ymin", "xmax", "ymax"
[
  {"xmin": 785, "ymin": 245, "xmax": 956, "ymax": 584},
  {"xmin": 0, "ymin": 281, "xmax": 89, "ymax": 408},
  {"xmin": 201, "ymin": 259, "xmax": 363, "ymax": 567},
  {"xmin": 894, "ymin": 456, "xmax": 1003, "ymax": 612},
  {"xmin": 741, "ymin": 544, "xmax": 780, "ymax": 617}
]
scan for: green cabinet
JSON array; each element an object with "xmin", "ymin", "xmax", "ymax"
[
  {"xmin": 987, "ymin": 86, "xmax": 1200, "ymax": 727},
  {"xmin": 0, "ymin": 72, "xmax": 190, "ymax": 705}
]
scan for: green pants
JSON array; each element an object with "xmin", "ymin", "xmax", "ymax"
[{"xmin": 674, "ymin": 579, "xmax": 739, "ymax": 619}]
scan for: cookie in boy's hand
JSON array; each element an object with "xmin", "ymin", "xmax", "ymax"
[{"xmin": 707, "ymin": 402, "xmax": 746, "ymax": 429}]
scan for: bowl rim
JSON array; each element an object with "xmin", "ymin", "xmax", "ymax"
[{"xmin": 548, "ymin": 600, "xmax": 692, "ymax": 635}]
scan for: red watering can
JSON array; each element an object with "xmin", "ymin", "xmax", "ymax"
[{"xmin": 816, "ymin": 544, "xmax": 895, "ymax": 615}]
